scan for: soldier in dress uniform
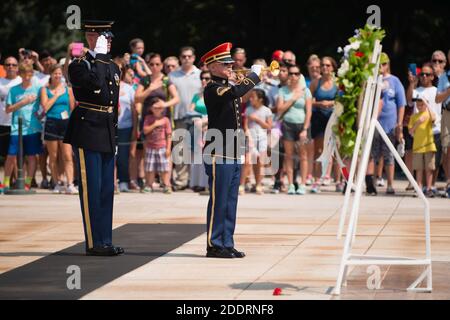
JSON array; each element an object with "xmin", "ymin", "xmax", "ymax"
[
  {"xmin": 200, "ymin": 43, "xmax": 263, "ymax": 258},
  {"xmin": 64, "ymin": 20, "xmax": 124, "ymax": 256}
]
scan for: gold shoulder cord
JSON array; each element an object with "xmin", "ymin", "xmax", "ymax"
[{"xmin": 216, "ymin": 87, "xmax": 231, "ymax": 96}]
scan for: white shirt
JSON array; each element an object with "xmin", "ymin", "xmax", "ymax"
[
  {"xmin": 169, "ymin": 66, "xmax": 201, "ymax": 120},
  {"xmin": 0, "ymin": 76, "xmax": 22, "ymax": 126},
  {"xmin": 118, "ymin": 82, "xmax": 135, "ymax": 129},
  {"xmin": 33, "ymin": 71, "xmax": 50, "ymax": 87},
  {"xmin": 414, "ymin": 86, "xmax": 441, "ymax": 134},
  {"xmin": 88, "ymin": 50, "xmax": 97, "ymax": 58}
]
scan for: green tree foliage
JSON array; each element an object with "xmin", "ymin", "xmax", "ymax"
[{"xmin": 0, "ymin": 0, "xmax": 448, "ymax": 83}]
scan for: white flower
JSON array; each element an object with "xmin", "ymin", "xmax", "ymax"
[
  {"xmin": 349, "ymin": 40, "xmax": 361, "ymax": 50},
  {"xmin": 343, "ymin": 45, "xmax": 352, "ymax": 59},
  {"xmin": 343, "ymin": 79, "xmax": 354, "ymax": 89},
  {"xmin": 337, "ymin": 47, "xmax": 343, "ymax": 53},
  {"xmin": 337, "ymin": 60, "xmax": 350, "ymax": 77}
]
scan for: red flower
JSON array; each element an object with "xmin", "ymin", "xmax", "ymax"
[
  {"xmin": 273, "ymin": 288, "xmax": 282, "ymax": 296},
  {"xmin": 355, "ymin": 51, "xmax": 364, "ymax": 58}
]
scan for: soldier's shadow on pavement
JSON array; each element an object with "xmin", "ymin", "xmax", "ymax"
[{"xmin": 0, "ymin": 223, "xmax": 204, "ymax": 300}]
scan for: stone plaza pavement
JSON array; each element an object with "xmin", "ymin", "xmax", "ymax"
[{"xmin": 0, "ymin": 181, "xmax": 449, "ymax": 300}]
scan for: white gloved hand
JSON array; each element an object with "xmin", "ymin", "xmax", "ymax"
[
  {"xmin": 250, "ymin": 64, "xmax": 263, "ymax": 77},
  {"xmin": 94, "ymin": 35, "xmax": 108, "ymax": 54}
]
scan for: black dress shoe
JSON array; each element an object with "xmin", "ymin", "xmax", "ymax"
[
  {"xmin": 227, "ymin": 247, "xmax": 246, "ymax": 258},
  {"xmin": 113, "ymin": 246, "xmax": 125, "ymax": 255},
  {"xmin": 206, "ymin": 246, "xmax": 234, "ymax": 258},
  {"xmin": 86, "ymin": 245, "xmax": 125, "ymax": 256}
]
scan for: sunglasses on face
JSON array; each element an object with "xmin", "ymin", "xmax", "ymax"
[
  {"xmin": 321, "ymin": 64, "xmax": 331, "ymax": 68},
  {"xmin": 5, "ymin": 63, "xmax": 18, "ymax": 67},
  {"xmin": 289, "ymin": 72, "xmax": 300, "ymax": 76},
  {"xmin": 201, "ymin": 77, "xmax": 211, "ymax": 81},
  {"xmin": 432, "ymin": 59, "xmax": 445, "ymax": 64},
  {"xmin": 149, "ymin": 63, "xmax": 161, "ymax": 67},
  {"xmin": 420, "ymin": 72, "xmax": 432, "ymax": 77},
  {"xmin": 181, "ymin": 55, "xmax": 193, "ymax": 59}
]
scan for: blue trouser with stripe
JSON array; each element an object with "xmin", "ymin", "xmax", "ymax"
[
  {"xmin": 204, "ymin": 156, "xmax": 242, "ymax": 249},
  {"xmin": 73, "ymin": 148, "xmax": 115, "ymax": 250}
]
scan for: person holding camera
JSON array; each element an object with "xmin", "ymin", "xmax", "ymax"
[
  {"xmin": 435, "ymin": 50, "xmax": 450, "ymax": 198},
  {"xmin": 18, "ymin": 48, "xmax": 45, "ymax": 79},
  {"xmin": 407, "ymin": 62, "xmax": 441, "ymax": 195}
]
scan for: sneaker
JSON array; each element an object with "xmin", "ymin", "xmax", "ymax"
[
  {"xmin": 256, "ymin": 185, "xmax": 263, "ymax": 195},
  {"xmin": 137, "ymin": 178, "xmax": 145, "ymax": 190},
  {"xmin": 287, "ymin": 184, "xmax": 296, "ymax": 195},
  {"xmin": 24, "ymin": 184, "xmax": 31, "ymax": 191},
  {"xmin": 163, "ymin": 186, "xmax": 172, "ymax": 194},
  {"xmin": 2, "ymin": 185, "xmax": 10, "ymax": 193},
  {"xmin": 376, "ymin": 177, "xmax": 385, "ymax": 187},
  {"xmin": 271, "ymin": 187, "xmax": 280, "ymax": 194},
  {"xmin": 431, "ymin": 187, "xmax": 438, "ymax": 197},
  {"xmin": 52, "ymin": 182, "xmax": 65, "ymax": 194},
  {"xmin": 296, "ymin": 184, "xmax": 306, "ymax": 195},
  {"xmin": 405, "ymin": 183, "xmax": 414, "ymax": 191},
  {"xmin": 271, "ymin": 181, "xmax": 281, "ymax": 194},
  {"xmin": 239, "ymin": 185, "xmax": 245, "ymax": 195},
  {"xmin": 31, "ymin": 178, "xmax": 38, "ymax": 188},
  {"xmin": 40, "ymin": 179, "xmax": 49, "ymax": 189},
  {"xmin": 129, "ymin": 180, "xmax": 139, "ymax": 190},
  {"xmin": 311, "ymin": 183, "xmax": 321, "ymax": 194},
  {"xmin": 66, "ymin": 184, "xmax": 79, "ymax": 195},
  {"xmin": 142, "ymin": 186, "xmax": 153, "ymax": 193},
  {"xmin": 305, "ymin": 175, "xmax": 314, "ymax": 186},
  {"xmin": 321, "ymin": 176, "xmax": 332, "ymax": 186},
  {"xmin": 335, "ymin": 182, "xmax": 345, "ymax": 193},
  {"xmin": 386, "ymin": 186, "xmax": 395, "ymax": 195},
  {"xmin": 425, "ymin": 189, "xmax": 435, "ymax": 198},
  {"xmin": 119, "ymin": 182, "xmax": 130, "ymax": 193}
]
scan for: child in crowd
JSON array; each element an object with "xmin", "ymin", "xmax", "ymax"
[
  {"xmin": 408, "ymin": 91, "xmax": 437, "ymax": 197},
  {"xmin": 143, "ymin": 97, "xmax": 172, "ymax": 194},
  {"xmin": 129, "ymin": 38, "xmax": 151, "ymax": 81},
  {"xmin": 241, "ymin": 89, "xmax": 272, "ymax": 195}
]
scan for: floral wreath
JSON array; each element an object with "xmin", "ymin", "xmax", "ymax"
[{"xmin": 334, "ymin": 24, "xmax": 386, "ymax": 157}]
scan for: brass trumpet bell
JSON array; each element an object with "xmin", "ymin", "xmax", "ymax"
[{"xmin": 233, "ymin": 60, "xmax": 280, "ymax": 78}]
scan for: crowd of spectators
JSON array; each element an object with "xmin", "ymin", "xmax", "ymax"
[{"xmin": 0, "ymin": 41, "xmax": 449, "ymax": 199}]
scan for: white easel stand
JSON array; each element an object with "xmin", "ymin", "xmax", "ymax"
[{"xmin": 333, "ymin": 40, "xmax": 432, "ymax": 295}]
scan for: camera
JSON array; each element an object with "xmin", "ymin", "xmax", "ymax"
[{"xmin": 20, "ymin": 49, "xmax": 32, "ymax": 57}]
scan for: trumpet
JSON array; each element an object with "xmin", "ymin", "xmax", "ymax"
[{"xmin": 233, "ymin": 60, "xmax": 280, "ymax": 78}]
